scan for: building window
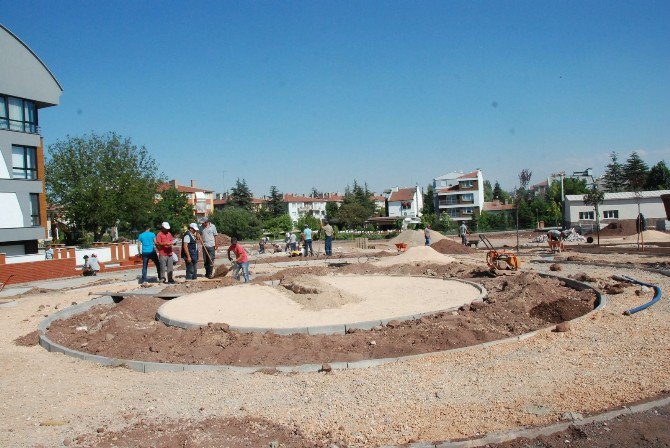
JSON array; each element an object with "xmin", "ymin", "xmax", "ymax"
[
  {"xmin": 439, "ymin": 196, "xmax": 458, "ymax": 206},
  {"xmin": 461, "ymin": 193, "xmax": 474, "ymax": 202},
  {"xmin": 460, "ymin": 180, "xmax": 474, "ymax": 188},
  {"xmin": 603, "ymin": 210, "xmax": 619, "ymax": 219},
  {"xmin": 30, "ymin": 193, "xmax": 41, "ymax": 226},
  {"xmin": 12, "ymin": 145, "xmax": 38, "ymax": 180},
  {"xmin": 446, "ymin": 209, "xmax": 460, "ymax": 218},
  {"xmin": 463, "ymin": 207, "xmax": 473, "ymax": 215},
  {"xmin": 579, "ymin": 211, "xmax": 595, "ymax": 220},
  {"xmin": 1, "ymin": 96, "xmax": 37, "ymax": 133}
]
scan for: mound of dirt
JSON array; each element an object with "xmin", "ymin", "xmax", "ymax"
[
  {"xmin": 390, "ymin": 229, "xmax": 446, "ymax": 246},
  {"xmin": 373, "ymin": 246, "xmax": 456, "ymax": 266},
  {"xmin": 431, "ymin": 238, "xmax": 476, "ymax": 254},
  {"xmin": 529, "ymin": 298, "xmax": 593, "ymax": 323},
  {"xmin": 622, "ymin": 229, "xmax": 670, "ymax": 243},
  {"xmin": 14, "ymin": 330, "xmax": 39, "ymax": 347}
]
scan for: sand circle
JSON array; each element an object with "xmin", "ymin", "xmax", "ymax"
[{"xmin": 157, "ymin": 275, "xmax": 485, "ymax": 334}]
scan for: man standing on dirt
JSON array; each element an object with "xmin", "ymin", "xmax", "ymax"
[
  {"xmin": 138, "ymin": 226, "xmax": 160, "ymax": 284},
  {"xmin": 289, "ymin": 232, "xmax": 297, "ymax": 252},
  {"xmin": 424, "ymin": 225, "xmax": 431, "ymax": 246},
  {"xmin": 199, "ymin": 217, "xmax": 218, "ymax": 279},
  {"xmin": 459, "ymin": 222, "xmax": 469, "ymax": 246},
  {"xmin": 302, "ymin": 224, "xmax": 314, "ymax": 257},
  {"xmin": 321, "ymin": 220, "xmax": 334, "ymax": 256},
  {"xmin": 227, "ymin": 237, "xmax": 250, "ymax": 282},
  {"xmin": 156, "ymin": 222, "xmax": 175, "ymax": 284},
  {"xmin": 182, "ymin": 223, "xmax": 200, "ymax": 281}
]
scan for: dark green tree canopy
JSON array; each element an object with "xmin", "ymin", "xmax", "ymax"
[
  {"xmin": 228, "ymin": 178, "xmax": 253, "ymax": 209},
  {"xmin": 623, "ymin": 151, "xmax": 649, "ymax": 191},
  {"xmin": 152, "ymin": 187, "xmax": 194, "ymax": 234},
  {"xmin": 645, "ymin": 161, "xmax": 670, "ymax": 190},
  {"xmin": 46, "ymin": 132, "xmax": 161, "ymax": 241},
  {"xmin": 602, "ymin": 152, "xmax": 625, "ymax": 193},
  {"xmin": 267, "ymin": 185, "xmax": 287, "ymax": 217},
  {"xmin": 483, "ymin": 180, "xmax": 493, "ymax": 202},
  {"xmin": 209, "ymin": 206, "xmax": 261, "ymax": 240},
  {"xmin": 422, "ymin": 184, "xmax": 435, "ymax": 214}
]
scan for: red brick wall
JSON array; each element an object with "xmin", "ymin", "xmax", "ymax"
[{"xmin": 0, "ymin": 258, "xmax": 78, "ymax": 285}]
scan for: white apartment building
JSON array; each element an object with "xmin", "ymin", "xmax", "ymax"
[
  {"xmin": 386, "ymin": 186, "xmax": 423, "ymax": 220},
  {"xmin": 284, "ymin": 194, "xmax": 343, "ymax": 223},
  {"xmin": 564, "ymin": 190, "xmax": 670, "ymax": 228},
  {"xmin": 433, "ymin": 170, "xmax": 485, "ymax": 222}
]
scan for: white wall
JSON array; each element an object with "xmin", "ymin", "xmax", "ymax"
[
  {"xmin": 0, "ymin": 192, "xmax": 24, "ymax": 228},
  {"xmin": 4, "ymin": 245, "xmax": 139, "ymax": 265},
  {"xmin": 566, "ymin": 198, "xmax": 668, "ymax": 225}
]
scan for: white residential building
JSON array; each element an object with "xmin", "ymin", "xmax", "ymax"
[
  {"xmin": 284, "ymin": 194, "xmax": 343, "ymax": 223},
  {"xmin": 433, "ymin": 170, "xmax": 485, "ymax": 222},
  {"xmin": 386, "ymin": 186, "xmax": 423, "ymax": 221},
  {"xmin": 564, "ymin": 190, "xmax": 670, "ymax": 228}
]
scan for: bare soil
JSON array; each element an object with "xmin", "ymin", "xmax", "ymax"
[
  {"xmin": 430, "ymin": 238, "xmax": 477, "ymax": 254},
  {"xmin": 45, "ymin": 271, "xmax": 596, "ymax": 366},
  {"xmin": 13, "ymin": 329, "xmax": 39, "ymax": 346},
  {"xmin": 489, "ymin": 403, "xmax": 670, "ymax": 448},
  {"xmin": 71, "ymin": 416, "xmax": 344, "ymax": 448}
]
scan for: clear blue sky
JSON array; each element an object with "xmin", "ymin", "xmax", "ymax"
[{"xmin": 3, "ymin": 1, "xmax": 669, "ymax": 195}]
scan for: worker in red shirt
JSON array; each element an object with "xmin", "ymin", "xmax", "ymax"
[{"xmin": 227, "ymin": 237, "xmax": 250, "ymax": 282}]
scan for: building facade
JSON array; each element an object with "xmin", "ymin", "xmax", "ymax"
[
  {"xmin": 386, "ymin": 186, "xmax": 423, "ymax": 221},
  {"xmin": 158, "ymin": 179, "xmax": 215, "ymax": 217},
  {"xmin": 564, "ymin": 190, "xmax": 670, "ymax": 229},
  {"xmin": 0, "ymin": 25, "xmax": 62, "ymax": 255},
  {"xmin": 433, "ymin": 170, "xmax": 484, "ymax": 222},
  {"xmin": 284, "ymin": 194, "xmax": 343, "ymax": 223}
]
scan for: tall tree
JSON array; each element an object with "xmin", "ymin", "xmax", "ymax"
[
  {"xmin": 623, "ymin": 151, "xmax": 649, "ymax": 191},
  {"xmin": 492, "ymin": 181, "xmax": 503, "ymax": 200},
  {"xmin": 151, "ymin": 187, "xmax": 194, "ymax": 234},
  {"xmin": 267, "ymin": 185, "xmax": 287, "ymax": 217},
  {"xmin": 515, "ymin": 169, "xmax": 532, "ymax": 252},
  {"xmin": 483, "ymin": 180, "xmax": 493, "ymax": 202},
  {"xmin": 645, "ymin": 161, "xmax": 670, "ymax": 190},
  {"xmin": 422, "ymin": 184, "xmax": 435, "ymax": 214},
  {"xmin": 228, "ymin": 178, "xmax": 253, "ymax": 210},
  {"xmin": 602, "ymin": 151, "xmax": 625, "ymax": 193},
  {"xmin": 310, "ymin": 187, "xmax": 322, "ymax": 198},
  {"xmin": 209, "ymin": 206, "xmax": 261, "ymax": 240},
  {"xmin": 46, "ymin": 132, "xmax": 161, "ymax": 241},
  {"xmin": 583, "ymin": 186, "xmax": 605, "ymax": 246}
]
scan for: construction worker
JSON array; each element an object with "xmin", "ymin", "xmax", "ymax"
[
  {"xmin": 424, "ymin": 225, "xmax": 431, "ymax": 246},
  {"xmin": 227, "ymin": 237, "xmax": 250, "ymax": 282},
  {"xmin": 321, "ymin": 220, "xmax": 334, "ymax": 256},
  {"xmin": 156, "ymin": 222, "xmax": 175, "ymax": 284},
  {"xmin": 182, "ymin": 223, "xmax": 200, "ymax": 280},
  {"xmin": 303, "ymin": 224, "xmax": 314, "ymax": 256},
  {"xmin": 138, "ymin": 225, "xmax": 160, "ymax": 284},
  {"xmin": 459, "ymin": 222, "xmax": 469, "ymax": 246},
  {"xmin": 547, "ymin": 229, "xmax": 562, "ymax": 242},
  {"xmin": 199, "ymin": 218, "xmax": 218, "ymax": 279}
]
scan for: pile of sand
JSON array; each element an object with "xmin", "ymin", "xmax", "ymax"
[
  {"xmin": 621, "ymin": 230, "xmax": 670, "ymax": 243},
  {"xmin": 390, "ymin": 229, "xmax": 446, "ymax": 246},
  {"xmin": 277, "ymin": 275, "xmax": 363, "ymax": 311},
  {"xmin": 373, "ymin": 246, "xmax": 455, "ymax": 267}
]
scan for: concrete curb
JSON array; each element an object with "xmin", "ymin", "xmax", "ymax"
[
  {"xmin": 154, "ymin": 277, "xmax": 489, "ymax": 335},
  {"xmin": 383, "ymin": 395, "xmax": 670, "ymax": 448},
  {"xmin": 531, "ymin": 259, "xmax": 670, "ymax": 278},
  {"xmin": 38, "ymin": 274, "xmax": 605, "ymax": 374}
]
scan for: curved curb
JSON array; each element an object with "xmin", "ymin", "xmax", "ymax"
[
  {"xmin": 531, "ymin": 259, "xmax": 670, "ymax": 278},
  {"xmin": 155, "ymin": 277, "xmax": 488, "ymax": 335},
  {"xmin": 384, "ymin": 395, "xmax": 670, "ymax": 448},
  {"xmin": 38, "ymin": 274, "xmax": 605, "ymax": 374}
]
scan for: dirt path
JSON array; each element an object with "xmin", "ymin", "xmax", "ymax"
[{"xmin": 0, "ymin": 261, "xmax": 668, "ymax": 447}]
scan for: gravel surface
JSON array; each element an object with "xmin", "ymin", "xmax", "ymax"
[{"xmin": 1, "ymin": 255, "xmax": 669, "ymax": 447}]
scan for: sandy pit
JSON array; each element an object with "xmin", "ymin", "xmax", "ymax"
[
  {"xmin": 157, "ymin": 275, "xmax": 481, "ymax": 330},
  {"xmin": 373, "ymin": 246, "xmax": 456, "ymax": 266}
]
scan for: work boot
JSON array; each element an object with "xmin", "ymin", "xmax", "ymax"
[{"xmin": 167, "ymin": 272, "xmax": 175, "ymax": 284}]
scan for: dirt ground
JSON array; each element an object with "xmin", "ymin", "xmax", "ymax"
[
  {"xmin": 490, "ymin": 402, "xmax": 670, "ymax": 448},
  {"xmin": 1, "ymin": 245, "xmax": 669, "ymax": 448},
  {"xmin": 44, "ymin": 271, "xmax": 596, "ymax": 366}
]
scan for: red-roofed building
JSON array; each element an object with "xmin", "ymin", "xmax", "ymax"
[
  {"xmin": 530, "ymin": 178, "xmax": 550, "ymax": 197},
  {"xmin": 213, "ymin": 195, "xmax": 267, "ymax": 212},
  {"xmin": 157, "ymin": 179, "xmax": 215, "ymax": 217},
  {"xmin": 385, "ymin": 186, "xmax": 423, "ymax": 221},
  {"xmin": 433, "ymin": 170, "xmax": 485, "ymax": 222}
]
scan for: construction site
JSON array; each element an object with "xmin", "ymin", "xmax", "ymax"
[{"xmin": 1, "ymin": 224, "xmax": 669, "ymax": 448}]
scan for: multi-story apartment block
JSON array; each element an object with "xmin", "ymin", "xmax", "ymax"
[
  {"xmin": 433, "ymin": 170, "xmax": 485, "ymax": 222},
  {"xmin": 158, "ymin": 179, "xmax": 215, "ymax": 217},
  {"xmin": 0, "ymin": 25, "xmax": 62, "ymax": 255},
  {"xmin": 386, "ymin": 186, "xmax": 423, "ymax": 221},
  {"xmin": 284, "ymin": 193, "xmax": 343, "ymax": 223}
]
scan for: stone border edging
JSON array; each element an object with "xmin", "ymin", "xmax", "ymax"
[
  {"xmin": 385, "ymin": 395, "xmax": 670, "ymax": 448},
  {"xmin": 155, "ymin": 277, "xmax": 488, "ymax": 335},
  {"xmin": 37, "ymin": 273, "xmax": 605, "ymax": 374},
  {"xmin": 531, "ymin": 258, "xmax": 670, "ymax": 278}
]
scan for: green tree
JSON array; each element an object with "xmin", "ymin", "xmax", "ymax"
[
  {"xmin": 325, "ymin": 201, "xmax": 340, "ymax": 220},
  {"xmin": 267, "ymin": 185, "xmax": 287, "ymax": 217},
  {"xmin": 602, "ymin": 151, "xmax": 625, "ymax": 192},
  {"xmin": 623, "ymin": 151, "xmax": 649, "ymax": 191},
  {"xmin": 645, "ymin": 161, "xmax": 670, "ymax": 190},
  {"xmin": 46, "ymin": 132, "xmax": 161, "ymax": 242},
  {"xmin": 151, "ymin": 187, "xmax": 194, "ymax": 234},
  {"xmin": 483, "ymin": 180, "xmax": 493, "ymax": 202},
  {"xmin": 209, "ymin": 206, "xmax": 261, "ymax": 240},
  {"xmin": 337, "ymin": 203, "xmax": 370, "ymax": 229},
  {"xmin": 263, "ymin": 214, "xmax": 293, "ymax": 238},
  {"xmin": 422, "ymin": 184, "xmax": 435, "ymax": 214},
  {"xmin": 310, "ymin": 187, "xmax": 322, "ymax": 198},
  {"xmin": 492, "ymin": 181, "xmax": 503, "ymax": 200},
  {"xmin": 296, "ymin": 213, "xmax": 321, "ymax": 234},
  {"xmin": 228, "ymin": 178, "xmax": 253, "ymax": 210},
  {"xmin": 583, "ymin": 186, "xmax": 605, "ymax": 246}
]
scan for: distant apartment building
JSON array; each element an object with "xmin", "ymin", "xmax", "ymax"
[
  {"xmin": 284, "ymin": 193, "xmax": 343, "ymax": 223},
  {"xmin": 213, "ymin": 194, "xmax": 267, "ymax": 212},
  {"xmin": 386, "ymin": 186, "xmax": 423, "ymax": 221},
  {"xmin": 0, "ymin": 25, "xmax": 62, "ymax": 255},
  {"xmin": 433, "ymin": 170, "xmax": 484, "ymax": 222},
  {"xmin": 529, "ymin": 178, "xmax": 550, "ymax": 197},
  {"xmin": 158, "ymin": 179, "xmax": 215, "ymax": 217}
]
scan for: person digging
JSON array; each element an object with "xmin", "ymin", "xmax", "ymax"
[{"xmin": 227, "ymin": 237, "xmax": 250, "ymax": 282}]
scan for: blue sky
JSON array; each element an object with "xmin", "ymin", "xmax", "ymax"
[{"xmin": 3, "ymin": 1, "xmax": 669, "ymax": 195}]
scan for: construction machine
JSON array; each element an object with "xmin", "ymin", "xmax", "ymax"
[{"xmin": 479, "ymin": 235, "xmax": 520, "ymax": 275}]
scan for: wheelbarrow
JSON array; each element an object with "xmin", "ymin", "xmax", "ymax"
[{"xmin": 394, "ymin": 242, "xmax": 408, "ymax": 252}]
